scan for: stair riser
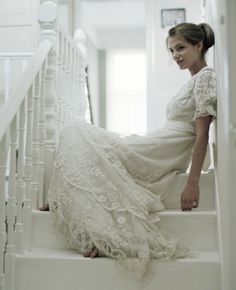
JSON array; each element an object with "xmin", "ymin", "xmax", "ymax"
[
  {"xmin": 15, "ymin": 258, "xmax": 220, "ymax": 290},
  {"xmin": 159, "ymin": 214, "xmax": 218, "ymax": 251},
  {"xmin": 31, "ymin": 212, "xmax": 218, "ymax": 251}
]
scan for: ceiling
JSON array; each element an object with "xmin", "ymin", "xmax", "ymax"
[{"xmin": 81, "ymin": 0, "xmax": 146, "ymax": 30}]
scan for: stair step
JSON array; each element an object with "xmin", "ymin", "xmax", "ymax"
[
  {"xmin": 162, "ymin": 172, "xmax": 215, "ymax": 210},
  {"xmin": 32, "ymin": 209, "xmax": 218, "ymax": 251},
  {"xmin": 15, "ymin": 248, "xmax": 220, "ymax": 290}
]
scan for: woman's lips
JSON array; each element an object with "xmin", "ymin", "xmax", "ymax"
[{"xmin": 177, "ymin": 60, "xmax": 184, "ymax": 65}]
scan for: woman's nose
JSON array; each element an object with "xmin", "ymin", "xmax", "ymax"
[{"xmin": 173, "ymin": 51, "xmax": 180, "ymax": 59}]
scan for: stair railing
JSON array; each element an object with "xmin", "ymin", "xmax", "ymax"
[
  {"xmin": 0, "ymin": 39, "xmax": 53, "ymax": 290},
  {"xmin": 0, "ymin": 1, "xmax": 87, "ymax": 289},
  {"xmin": 56, "ymin": 26, "xmax": 88, "ymax": 133}
]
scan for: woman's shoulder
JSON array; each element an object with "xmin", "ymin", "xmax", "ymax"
[
  {"xmin": 193, "ymin": 66, "xmax": 216, "ymax": 80},
  {"xmin": 192, "ymin": 66, "xmax": 216, "ymax": 91}
]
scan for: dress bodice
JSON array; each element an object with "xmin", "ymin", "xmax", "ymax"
[{"xmin": 166, "ymin": 66, "xmax": 217, "ymax": 127}]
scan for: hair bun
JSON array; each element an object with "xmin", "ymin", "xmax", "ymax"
[{"xmin": 198, "ymin": 23, "xmax": 215, "ymax": 49}]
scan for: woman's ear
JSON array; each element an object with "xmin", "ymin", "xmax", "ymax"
[{"xmin": 197, "ymin": 41, "xmax": 203, "ymax": 53}]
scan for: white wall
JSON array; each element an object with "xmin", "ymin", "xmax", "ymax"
[
  {"xmin": 76, "ymin": 0, "xmax": 146, "ymax": 127},
  {"xmin": 146, "ymin": 0, "xmax": 202, "ymax": 132},
  {"xmin": 97, "ymin": 28, "xmax": 145, "ymax": 50},
  {"xmin": 0, "ymin": 0, "xmax": 40, "ymax": 52},
  {"xmin": 210, "ymin": 0, "xmax": 236, "ymax": 288},
  {"xmin": 58, "ymin": 1, "xmax": 73, "ymax": 35}
]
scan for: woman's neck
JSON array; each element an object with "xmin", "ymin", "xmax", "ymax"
[{"xmin": 189, "ymin": 60, "xmax": 207, "ymax": 76}]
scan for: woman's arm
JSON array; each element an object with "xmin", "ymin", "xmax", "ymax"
[{"xmin": 181, "ymin": 115, "xmax": 212, "ymax": 210}]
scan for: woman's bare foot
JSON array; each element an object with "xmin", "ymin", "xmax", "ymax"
[
  {"xmin": 39, "ymin": 203, "xmax": 49, "ymax": 211},
  {"xmin": 84, "ymin": 246, "xmax": 99, "ymax": 258}
]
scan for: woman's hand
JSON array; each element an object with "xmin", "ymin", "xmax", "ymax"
[{"xmin": 181, "ymin": 183, "xmax": 199, "ymax": 211}]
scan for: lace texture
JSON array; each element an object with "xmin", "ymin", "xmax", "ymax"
[
  {"xmin": 193, "ymin": 69, "xmax": 217, "ymax": 120},
  {"xmin": 48, "ymin": 66, "xmax": 217, "ymax": 285},
  {"xmin": 48, "ymin": 122, "xmax": 191, "ymax": 285}
]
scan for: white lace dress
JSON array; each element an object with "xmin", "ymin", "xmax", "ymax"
[{"xmin": 48, "ymin": 66, "xmax": 217, "ymax": 283}]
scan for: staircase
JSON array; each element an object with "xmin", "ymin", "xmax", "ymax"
[
  {"xmin": 14, "ymin": 172, "xmax": 220, "ymax": 290},
  {"xmin": 0, "ymin": 1, "xmax": 222, "ymax": 290}
]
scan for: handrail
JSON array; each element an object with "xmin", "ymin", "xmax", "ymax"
[
  {"xmin": 0, "ymin": 40, "xmax": 52, "ymax": 142},
  {"xmin": 0, "ymin": 53, "xmax": 34, "ymax": 59}
]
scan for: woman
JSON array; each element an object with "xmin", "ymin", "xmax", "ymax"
[{"xmin": 42, "ymin": 22, "xmax": 217, "ymax": 283}]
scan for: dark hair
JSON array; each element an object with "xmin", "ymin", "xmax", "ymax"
[{"xmin": 167, "ymin": 22, "xmax": 215, "ymax": 59}]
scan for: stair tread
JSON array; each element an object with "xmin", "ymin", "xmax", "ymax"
[
  {"xmin": 33, "ymin": 209, "xmax": 217, "ymax": 217},
  {"xmin": 159, "ymin": 209, "xmax": 217, "ymax": 217},
  {"xmin": 16, "ymin": 248, "xmax": 220, "ymax": 264}
]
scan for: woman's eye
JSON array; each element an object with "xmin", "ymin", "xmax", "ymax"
[{"xmin": 177, "ymin": 46, "xmax": 184, "ymax": 51}]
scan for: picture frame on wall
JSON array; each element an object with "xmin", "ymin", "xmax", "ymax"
[{"xmin": 161, "ymin": 8, "xmax": 186, "ymax": 28}]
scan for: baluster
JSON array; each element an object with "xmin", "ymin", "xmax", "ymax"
[
  {"xmin": 15, "ymin": 100, "xmax": 26, "ymax": 254},
  {"xmin": 67, "ymin": 42, "xmax": 72, "ymax": 103},
  {"xmin": 0, "ymin": 135, "xmax": 8, "ymax": 290},
  {"xmin": 78, "ymin": 50, "xmax": 87, "ymax": 119},
  {"xmin": 70, "ymin": 47, "xmax": 74, "ymax": 105},
  {"xmin": 60, "ymin": 36, "xmax": 66, "ymax": 103},
  {"xmin": 74, "ymin": 51, "xmax": 80, "ymax": 115},
  {"xmin": 56, "ymin": 31, "xmax": 63, "ymax": 132},
  {"xmin": 31, "ymin": 75, "xmax": 40, "ymax": 210},
  {"xmin": 69, "ymin": 44, "xmax": 74, "ymax": 105},
  {"xmin": 65, "ymin": 40, "xmax": 70, "ymax": 101},
  {"xmin": 75, "ymin": 29, "xmax": 88, "ymax": 119},
  {"xmin": 38, "ymin": 64, "xmax": 46, "ymax": 207},
  {"xmin": 74, "ymin": 51, "xmax": 80, "ymax": 119},
  {"xmin": 23, "ymin": 87, "xmax": 33, "ymax": 250},
  {"xmin": 5, "ymin": 116, "xmax": 17, "ymax": 290},
  {"xmin": 61, "ymin": 35, "xmax": 67, "ymax": 105},
  {"xmin": 74, "ymin": 47, "xmax": 80, "ymax": 120}
]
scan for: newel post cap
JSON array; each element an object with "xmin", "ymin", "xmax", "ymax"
[
  {"xmin": 38, "ymin": 1, "xmax": 58, "ymax": 45},
  {"xmin": 74, "ymin": 28, "xmax": 88, "ymax": 61},
  {"xmin": 38, "ymin": 1, "xmax": 58, "ymax": 23}
]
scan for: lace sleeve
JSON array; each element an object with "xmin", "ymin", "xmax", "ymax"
[{"xmin": 193, "ymin": 70, "xmax": 217, "ymax": 120}]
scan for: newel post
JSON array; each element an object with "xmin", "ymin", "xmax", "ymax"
[{"xmin": 38, "ymin": 0, "xmax": 58, "ymax": 199}]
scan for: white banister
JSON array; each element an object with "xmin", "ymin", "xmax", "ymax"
[
  {"xmin": 0, "ymin": 42, "xmax": 52, "ymax": 143},
  {"xmin": 0, "ymin": 41, "xmax": 52, "ymax": 290},
  {"xmin": 0, "ymin": 1, "xmax": 89, "ymax": 288}
]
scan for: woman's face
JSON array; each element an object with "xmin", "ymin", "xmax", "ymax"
[{"xmin": 167, "ymin": 35, "xmax": 204, "ymax": 74}]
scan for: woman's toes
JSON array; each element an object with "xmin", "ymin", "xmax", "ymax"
[
  {"xmin": 90, "ymin": 247, "xmax": 99, "ymax": 258},
  {"xmin": 84, "ymin": 247, "xmax": 99, "ymax": 258},
  {"xmin": 83, "ymin": 251, "xmax": 91, "ymax": 257}
]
